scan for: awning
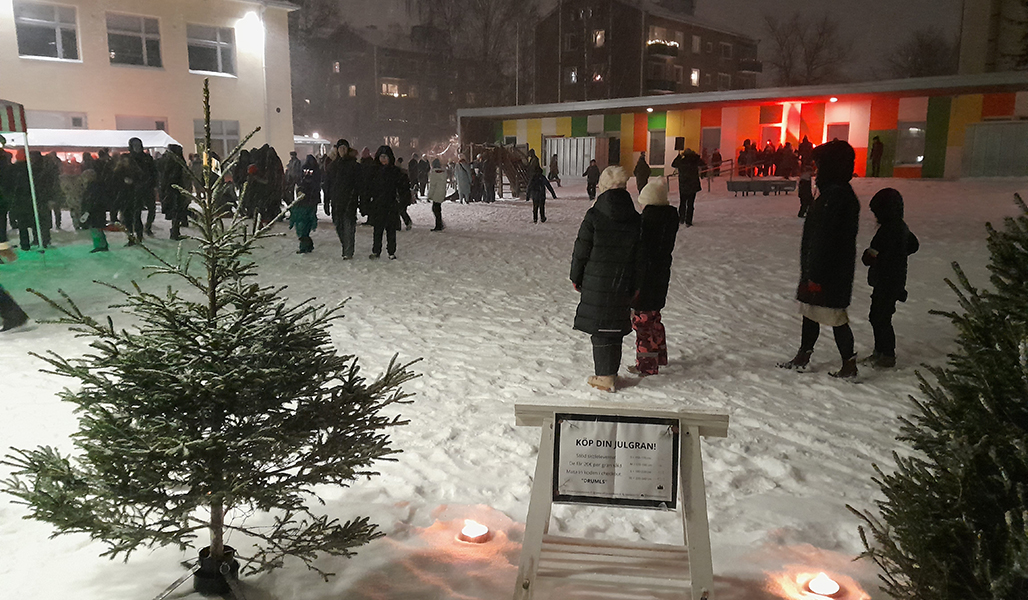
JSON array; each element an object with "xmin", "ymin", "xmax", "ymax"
[
  {"xmin": 2, "ymin": 128, "xmax": 182, "ymax": 150},
  {"xmin": 0, "ymin": 99, "xmax": 28, "ymax": 134}
]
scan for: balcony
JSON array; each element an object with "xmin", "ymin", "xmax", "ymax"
[
  {"xmin": 646, "ymin": 40, "xmax": 679, "ymax": 58},
  {"xmin": 645, "ymin": 78, "xmax": 677, "ymax": 94},
  {"xmin": 738, "ymin": 58, "xmax": 763, "ymax": 73}
]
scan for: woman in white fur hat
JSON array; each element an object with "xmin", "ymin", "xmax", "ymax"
[
  {"xmin": 570, "ymin": 166, "xmax": 641, "ymax": 392},
  {"xmin": 631, "ymin": 179, "xmax": 680, "ymax": 375}
]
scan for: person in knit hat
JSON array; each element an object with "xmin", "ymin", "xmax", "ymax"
[
  {"xmin": 570, "ymin": 165, "xmax": 641, "ymax": 392},
  {"xmin": 630, "ymin": 179, "xmax": 680, "ymax": 375}
]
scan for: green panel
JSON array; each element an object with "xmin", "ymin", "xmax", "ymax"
[
  {"xmin": 495, "ymin": 120, "xmax": 505, "ymax": 143},
  {"xmin": 922, "ymin": 96, "xmax": 951, "ymax": 178},
  {"xmin": 648, "ymin": 112, "xmax": 667, "ymax": 130},
  {"xmin": 604, "ymin": 113, "xmax": 622, "ymax": 132},
  {"xmin": 867, "ymin": 129, "xmax": 898, "ymax": 178},
  {"xmin": 571, "ymin": 116, "xmax": 589, "ymax": 138},
  {"xmin": 650, "ymin": 168, "xmax": 664, "ymax": 177}
]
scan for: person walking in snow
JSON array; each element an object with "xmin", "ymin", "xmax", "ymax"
[
  {"xmin": 366, "ymin": 145, "xmax": 410, "ymax": 260},
  {"xmin": 289, "ymin": 155, "xmax": 321, "ymax": 253},
  {"xmin": 548, "ymin": 153, "xmax": 561, "ymax": 187},
  {"xmin": 583, "ymin": 159, "xmax": 601, "ymax": 201},
  {"xmin": 634, "ymin": 152, "xmax": 651, "ymax": 193},
  {"xmin": 428, "ymin": 158, "xmax": 447, "ymax": 231},
  {"xmin": 861, "ymin": 187, "xmax": 919, "ymax": 368},
  {"xmin": 527, "ymin": 169, "xmax": 556, "ymax": 223},
  {"xmin": 778, "ymin": 140, "xmax": 861, "ymax": 378},
  {"xmin": 570, "ymin": 165, "xmax": 641, "ymax": 393},
  {"xmin": 870, "ymin": 135, "xmax": 885, "ymax": 177},
  {"xmin": 630, "ymin": 179, "xmax": 679, "ymax": 376},
  {"xmin": 671, "ymin": 147, "xmax": 704, "ymax": 226},
  {"xmin": 328, "ymin": 140, "xmax": 362, "ymax": 259},
  {"xmin": 160, "ymin": 144, "xmax": 191, "ymax": 241}
]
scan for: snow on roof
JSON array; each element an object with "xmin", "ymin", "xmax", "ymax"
[{"xmin": 1, "ymin": 129, "xmax": 182, "ymax": 150}]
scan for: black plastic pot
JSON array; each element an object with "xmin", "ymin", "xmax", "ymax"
[{"xmin": 193, "ymin": 545, "xmax": 240, "ymax": 596}]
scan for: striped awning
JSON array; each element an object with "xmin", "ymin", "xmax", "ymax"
[{"xmin": 0, "ymin": 99, "xmax": 28, "ymax": 134}]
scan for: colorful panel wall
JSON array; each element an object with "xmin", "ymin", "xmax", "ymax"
[{"xmin": 922, "ymin": 96, "xmax": 951, "ymax": 178}]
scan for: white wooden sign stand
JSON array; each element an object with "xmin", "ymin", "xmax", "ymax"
[{"xmin": 513, "ymin": 403, "xmax": 730, "ymax": 600}]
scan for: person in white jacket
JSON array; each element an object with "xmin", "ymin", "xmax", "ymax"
[{"xmin": 428, "ymin": 159, "xmax": 448, "ymax": 231}]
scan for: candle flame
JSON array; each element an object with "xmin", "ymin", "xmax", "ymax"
[{"xmin": 807, "ymin": 573, "xmax": 841, "ymax": 596}]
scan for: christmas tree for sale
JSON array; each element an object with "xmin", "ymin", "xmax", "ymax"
[
  {"xmin": 2, "ymin": 81, "xmax": 417, "ymax": 590},
  {"xmin": 849, "ymin": 194, "xmax": 1028, "ymax": 600}
]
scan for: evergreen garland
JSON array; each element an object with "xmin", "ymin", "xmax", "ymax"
[
  {"xmin": 849, "ymin": 195, "xmax": 1028, "ymax": 599},
  {"xmin": 2, "ymin": 81, "xmax": 417, "ymax": 580}
]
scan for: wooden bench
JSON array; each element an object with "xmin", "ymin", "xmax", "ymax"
[
  {"xmin": 513, "ymin": 404, "xmax": 730, "ymax": 600},
  {"xmin": 726, "ymin": 178, "xmax": 797, "ymax": 197}
]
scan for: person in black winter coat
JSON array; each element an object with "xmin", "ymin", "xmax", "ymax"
[
  {"xmin": 570, "ymin": 165, "xmax": 641, "ymax": 393},
  {"xmin": 583, "ymin": 159, "xmax": 601, "ymax": 201},
  {"xmin": 797, "ymin": 164, "xmax": 814, "ymax": 218},
  {"xmin": 630, "ymin": 180, "xmax": 679, "ymax": 376},
  {"xmin": 527, "ymin": 170, "xmax": 556, "ymax": 223},
  {"xmin": 779, "ymin": 139, "xmax": 861, "ymax": 378},
  {"xmin": 671, "ymin": 148, "xmax": 704, "ymax": 226},
  {"xmin": 160, "ymin": 144, "xmax": 190, "ymax": 240},
  {"xmin": 862, "ymin": 188, "xmax": 919, "ymax": 368},
  {"xmin": 328, "ymin": 140, "xmax": 362, "ymax": 259},
  {"xmin": 633, "ymin": 153, "xmax": 651, "ymax": 193},
  {"xmin": 367, "ymin": 145, "xmax": 410, "ymax": 259}
]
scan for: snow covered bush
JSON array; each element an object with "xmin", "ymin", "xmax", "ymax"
[{"xmin": 2, "ymin": 81, "xmax": 416, "ymax": 580}]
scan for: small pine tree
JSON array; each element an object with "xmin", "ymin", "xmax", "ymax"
[
  {"xmin": 2, "ymin": 81, "xmax": 417, "ymax": 580},
  {"xmin": 849, "ymin": 195, "xmax": 1028, "ymax": 600}
]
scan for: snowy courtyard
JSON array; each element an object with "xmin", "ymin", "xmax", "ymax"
[{"xmin": 1, "ymin": 176, "xmax": 1024, "ymax": 599}]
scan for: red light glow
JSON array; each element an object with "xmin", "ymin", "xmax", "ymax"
[{"xmin": 768, "ymin": 568, "xmax": 869, "ymax": 600}]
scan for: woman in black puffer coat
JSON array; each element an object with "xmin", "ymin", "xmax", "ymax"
[
  {"xmin": 631, "ymin": 179, "xmax": 679, "ymax": 375},
  {"xmin": 779, "ymin": 139, "xmax": 861, "ymax": 378},
  {"xmin": 570, "ymin": 165, "xmax": 641, "ymax": 392}
]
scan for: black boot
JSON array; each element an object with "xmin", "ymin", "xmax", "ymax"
[
  {"xmin": 777, "ymin": 349, "xmax": 813, "ymax": 370},
  {"xmin": 830, "ymin": 356, "xmax": 859, "ymax": 379}
]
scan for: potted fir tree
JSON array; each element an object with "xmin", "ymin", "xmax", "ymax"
[{"xmin": 2, "ymin": 81, "xmax": 416, "ymax": 595}]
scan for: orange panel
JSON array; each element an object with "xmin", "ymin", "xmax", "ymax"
[
  {"xmin": 700, "ymin": 107, "xmax": 721, "ymax": 128},
  {"xmin": 893, "ymin": 165, "xmax": 922, "ymax": 179},
  {"xmin": 853, "ymin": 147, "xmax": 867, "ymax": 177},
  {"xmin": 869, "ymin": 97, "xmax": 899, "ymax": 131},
  {"xmin": 800, "ymin": 103, "xmax": 825, "ymax": 144},
  {"xmin": 634, "ymin": 113, "xmax": 648, "ymax": 152},
  {"xmin": 982, "ymin": 93, "xmax": 1016, "ymax": 118}
]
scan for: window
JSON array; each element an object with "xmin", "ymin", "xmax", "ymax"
[
  {"xmin": 674, "ymin": 65, "xmax": 684, "ymax": 84},
  {"xmin": 333, "ymin": 61, "xmax": 340, "ymax": 73},
  {"xmin": 411, "ymin": 138, "xmax": 418, "ymax": 149},
  {"xmin": 194, "ymin": 119, "xmax": 239, "ymax": 159},
  {"xmin": 691, "ymin": 68, "xmax": 700, "ymax": 87},
  {"xmin": 649, "ymin": 130, "xmax": 665, "ymax": 165},
  {"xmin": 720, "ymin": 42, "xmax": 733, "ymax": 59},
  {"xmin": 348, "ymin": 84, "xmax": 357, "ymax": 97},
  {"xmin": 333, "ymin": 84, "xmax": 342, "ymax": 99},
  {"xmin": 648, "ymin": 26, "xmax": 667, "ymax": 42},
  {"xmin": 26, "ymin": 109, "xmax": 86, "ymax": 128},
  {"xmin": 647, "ymin": 62, "xmax": 665, "ymax": 79},
  {"xmin": 592, "ymin": 64, "xmax": 606, "ymax": 83},
  {"xmin": 14, "ymin": 2, "xmax": 78, "ymax": 60},
  {"xmin": 675, "ymin": 31, "xmax": 684, "ymax": 48},
  {"xmin": 384, "ymin": 135, "xmax": 400, "ymax": 147},
  {"xmin": 187, "ymin": 25, "xmax": 235, "ymax": 74},
  {"xmin": 895, "ymin": 122, "xmax": 926, "ymax": 164},
  {"xmin": 717, "ymin": 73, "xmax": 731, "ymax": 90},
  {"xmin": 704, "ymin": 73, "xmax": 712, "ymax": 85},
  {"xmin": 381, "ymin": 81, "xmax": 399, "ymax": 96},
  {"xmin": 564, "ymin": 33, "xmax": 578, "ymax": 51},
  {"xmin": 593, "ymin": 29, "xmax": 605, "ymax": 48},
  {"xmin": 565, "ymin": 66, "xmax": 578, "ymax": 84},
  {"xmin": 428, "ymin": 87, "xmax": 438, "ymax": 101},
  {"xmin": 706, "ymin": 41, "xmax": 713, "ymax": 53},
  {"xmin": 691, "ymin": 35, "xmax": 700, "ymax": 54},
  {"xmin": 409, "ymin": 84, "xmax": 419, "ymax": 98},
  {"xmin": 466, "ymin": 92, "xmax": 476, "ymax": 104},
  {"xmin": 116, "ymin": 115, "xmax": 167, "ymax": 130},
  {"xmin": 826, "ymin": 123, "xmax": 850, "ymax": 142},
  {"xmin": 106, "ymin": 13, "xmax": 161, "ymax": 67}
]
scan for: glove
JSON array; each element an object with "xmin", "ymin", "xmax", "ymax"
[
  {"xmin": 806, "ymin": 281, "xmax": 822, "ymax": 293},
  {"xmin": 573, "ymin": 282, "xmax": 581, "ymax": 292},
  {"xmin": 861, "ymin": 248, "xmax": 878, "ymax": 266}
]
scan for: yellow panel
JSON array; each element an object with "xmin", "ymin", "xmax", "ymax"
[
  {"xmin": 556, "ymin": 117, "xmax": 573, "ymax": 137},
  {"xmin": 947, "ymin": 94, "xmax": 984, "ymax": 147},
  {"xmin": 621, "ymin": 113, "xmax": 634, "ymax": 168},
  {"xmin": 527, "ymin": 119, "xmax": 543, "ymax": 156},
  {"xmin": 681, "ymin": 109, "xmax": 701, "ymax": 151},
  {"xmin": 503, "ymin": 120, "xmax": 518, "ymax": 137},
  {"xmin": 666, "ymin": 110, "xmax": 683, "ymax": 138}
]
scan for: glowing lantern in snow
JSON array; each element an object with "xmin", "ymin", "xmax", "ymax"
[
  {"xmin": 457, "ymin": 519, "xmax": 491, "ymax": 543},
  {"xmin": 805, "ymin": 572, "xmax": 843, "ymax": 598}
]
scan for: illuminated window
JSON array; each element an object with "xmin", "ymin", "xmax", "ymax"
[
  {"xmin": 348, "ymin": 84, "xmax": 356, "ymax": 97},
  {"xmin": 565, "ymin": 66, "xmax": 578, "ymax": 84},
  {"xmin": 592, "ymin": 64, "xmax": 606, "ymax": 82},
  {"xmin": 187, "ymin": 24, "xmax": 235, "ymax": 74},
  {"xmin": 333, "ymin": 61, "xmax": 340, "ymax": 73},
  {"xmin": 107, "ymin": 13, "xmax": 161, "ymax": 67},
  {"xmin": 14, "ymin": 2, "xmax": 79, "ymax": 60},
  {"xmin": 381, "ymin": 81, "xmax": 399, "ymax": 96},
  {"xmin": 384, "ymin": 136, "xmax": 400, "ymax": 147},
  {"xmin": 895, "ymin": 122, "xmax": 926, "ymax": 164},
  {"xmin": 691, "ymin": 68, "xmax": 700, "ymax": 87},
  {"xmin": 593, "ymin": 29, "xmax": 605, "ymax": 48}
]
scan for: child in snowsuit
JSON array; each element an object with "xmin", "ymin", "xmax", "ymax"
[
  {"xmin": 289, "ymin": 155, "xmax": 320, "ymax": 253},
  {"xmin": 630, "ymin": 180, "xmax": 680, "ymax": 375},
  {"xmin": 527, "ymin": 170, "xmax": 556, "ymax": 223},
  {"xmin": 862, "ymin": 188, "xmax": 919, "ymax": 368}
]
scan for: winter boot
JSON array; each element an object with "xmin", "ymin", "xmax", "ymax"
[
  {"xmin": 587, "ymin": 375, "xmax": 616, "ymax": 392},
  {"xmin": 859, "ymin": 352, "xmax": 882, "ymax": 365},
  {"xmin": 830, "ymin": 356, "xmax": 859, "ymax": 379},
  {"xmin": 777, "ymin": 349, "xmax": 813, "ymax": 370},
  {"xmin": 874, "ymin": 354, "xmax": 896, "ymax": 369}
]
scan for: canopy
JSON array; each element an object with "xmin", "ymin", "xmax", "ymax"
[
  {"xmin": 0, "ymin": 99, "xmax": 28, "ymax": 134},
  {"xmin": 1, "ymin": 128, "xmax": 182, "ymax": 150}
]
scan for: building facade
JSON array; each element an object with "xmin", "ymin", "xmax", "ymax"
[
  {"xmin": 0, "ymin": 0, "xmax": 296, "ymax": 156},
  {"xmin": 535, "ymin": 0, "xmax": 759, "ymax": 105},
  {"xmin": 460, "ymin": 72, "xmax": 1028, "ymax": 179}
]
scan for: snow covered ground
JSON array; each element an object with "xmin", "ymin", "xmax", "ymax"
[{"xmin": 1, "ymin": 176, "xmax": 1024, "ymax": 599}]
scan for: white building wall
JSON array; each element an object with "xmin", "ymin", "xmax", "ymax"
[{"xmin": 0, "ymin": 0, "xmax": 294, "ymax": 153}]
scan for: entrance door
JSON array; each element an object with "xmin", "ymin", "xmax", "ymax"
[{"xmin": 701, "ymin": 127, "xmax": 721, "ymax": 154}]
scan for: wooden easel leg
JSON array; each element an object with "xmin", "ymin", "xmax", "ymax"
[
  {"xmin": 682, "ymin": 425, "xmax": 714, "ymax": 600},
  {"xmin": 513, "ymin": 418, "xmax": 555, "ymax": 600}
]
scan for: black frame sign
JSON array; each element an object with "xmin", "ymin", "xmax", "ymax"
[{"xmin": 552, "ymin": 413, "xmax": 680, "ymax": 509}]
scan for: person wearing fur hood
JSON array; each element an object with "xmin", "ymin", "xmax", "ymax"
[
  {"xmin": 366, "ymin": 145, "xmax": 411, "ymax": 259},
  {"xmin": 570, "ymin": 166, "xmax": 641, "ymax": 392},
  {"xmin": 631, "ymin": 180, "xmax": 680, "ymax": 375}
]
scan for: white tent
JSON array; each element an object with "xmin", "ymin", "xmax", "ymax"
[
  {"xmin": 1, "ymin": 128, "xmax": 181, "ymax": 150},
  {"xmin": 1, "ymin": 99, "xmax": 44, "ymax": 252}
]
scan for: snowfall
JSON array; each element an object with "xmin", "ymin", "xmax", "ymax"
[{"xmin": 1, "ymin": 174, "xmax": 1025, "ymax": 600}]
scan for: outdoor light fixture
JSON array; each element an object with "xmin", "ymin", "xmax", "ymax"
[
  {"xmin": 457, "ymin": 520, "xmax": 491, "ymax": 543},
  {"xmin": 312, "ymin": 132, "xmax": 319, "ymax": 139},
  {"xmin": 647, "ymin": 107, "xmax": 654, "ymax": 113},
  {"xmin": 804, "ymin": 573, "xmax": 843, "ymax": 598},
  {"xmin": 829, "ymin": 97, "xmax": 838, "ymax": 103},
  {"xmin": 236, "ymin": 11, "xmax": 265, "ymax": 53}
]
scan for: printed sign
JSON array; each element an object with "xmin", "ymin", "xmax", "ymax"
[{"xmin": 552, "ymin": 413, "xmax": 679, "ymax": 509}]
